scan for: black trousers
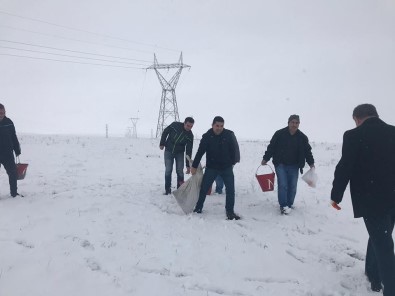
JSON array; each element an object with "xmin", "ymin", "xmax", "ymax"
[
  {"xmin": 364, "ymin": 214, "xmax": 395, "ymax": 296},
  {"xmin": 0, "ymin": 154, "xmax": 17, "ymax": 196}
]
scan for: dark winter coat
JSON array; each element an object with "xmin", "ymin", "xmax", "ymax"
[
  {"xmin": 192, "ymin": 128, "xmax": 240, "ymax": 170},
  {"xmin": 160, "ymin": 122, "xmax": 194, "ymax": 167},
  {"xmin": 331, "ymin": 117, "xmax": 395, "ymax": 218},
  {"xmin": 0, "ymin": 117, "xmax": 21, "ymax": 158},
  {"xmin": 262, "ymin": 127, "xmax": 314, "ymax": 171}
]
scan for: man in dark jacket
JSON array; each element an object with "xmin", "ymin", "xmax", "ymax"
[
  {"xmin": 0, "ymin": 103, "xmax": 21, "ymax": 197},
  {"xmin": 331, "ymin": 104, "xmax": 395, "ymax": 294},
  {"xmin": 191, "ymin": 116, "xmax": 241, "ymax": 220},
  {"xmin": 160, "ymin": 117, "xmax": 194, "ymax": 194},
  {"xmin": 261, "ymin": 115, "xmax": 314, "ymax": 215}
]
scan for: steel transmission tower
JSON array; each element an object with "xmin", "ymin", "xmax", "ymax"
[
  {"xmin": 147, "ymin": 53, "xmax": 190, "ymax": 138},
  {"xmin": 130, "ymin": 117, "xmax": 139, "ymax": 138}
]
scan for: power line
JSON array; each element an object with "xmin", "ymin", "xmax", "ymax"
[
  {"xmin": 0, "ymin": 53, "xmax": 145, "ymax": 69},
  {"xmin": 0, "ymin": 25, "xmax": 157, "ymax": 55},
  {"xmin": 0, "ymin": 45, "xmax": 150, "ymax": 66},
  {"xmin": 0, "ymin": 39, "xmax": 152, "ymax": 63},
  {"xmin": 0, "ymin": 10, "xmax": 180, "ymax": 52}
]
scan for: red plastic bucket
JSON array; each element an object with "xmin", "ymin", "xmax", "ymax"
[
  {"xmin": 16, "ymin": 163, "xmax": 28, "ymax": 180},
  {"xmin": 256, "ymin": 165, "xmax": 275, "ymax": 192}
]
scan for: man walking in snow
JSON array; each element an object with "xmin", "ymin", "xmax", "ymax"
[
  {"xmin": 190, "ymin": 116, "xmax": 241, "ymax": 220},
  {"xmin": 160, "ymin": 117, "xmax": 194, "ymax": 195},
  {"xmin": 331, "ymin": 104, "xmax": 395, "ymax": 294},
  {"xmin": 261, "ymin": 114, "xmax": 315, "ymax": 215},
  {"xmin": 0, "ymin": 103, "xmax": 21, "ymax": 197}
]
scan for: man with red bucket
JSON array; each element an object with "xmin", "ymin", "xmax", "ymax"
[
  {"xmin": 0, "ymin": 103, "xmax": 21, "ymax": 198},
  {"xmin": 261, "ymin": 115, "xmax": 315, "ymax": 215}
]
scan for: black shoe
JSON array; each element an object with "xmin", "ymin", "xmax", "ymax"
[
  {"xmin": 11, "ymin": 193, "xmax": 19, "ymax": 198},
  {"xmin": 164, "ymin": 188, "xmax": 171, "ymax": 195},
  {"xmin": 371, "ymin": 281, "xmax": 382, "ymax": 292},
  {"xmin": 226, "ymin": 212, "xmax": 241, "ymax": 220},
  {"xmin": 193, "ymin": 208, "xmax": 202, "ymax": 214}
]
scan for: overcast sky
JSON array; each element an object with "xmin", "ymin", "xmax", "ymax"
[{"xmin": 1, "ymin": 0, "xmax": 394, "ymax": 142}]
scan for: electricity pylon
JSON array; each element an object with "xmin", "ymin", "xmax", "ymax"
[
  {"xmin": 147, "ymin": 53, "xmax": 190, "ymax": 138},
  {"xmin": 130, "ymin": 117, "xmax": 139, "ymax": 138}
]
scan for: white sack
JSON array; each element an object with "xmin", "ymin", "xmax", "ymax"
[
  {"xmin": 301, "ymin": 167, "xmax": 318, "ymax": 188},
  {"xmin": 172, "ymin": 156, "xmax": 203, "ymax": 214}
]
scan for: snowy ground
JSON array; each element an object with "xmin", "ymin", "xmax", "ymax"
[{"xmin": 0, "ymin": 135, "xmax": 380, "ymax": 296}]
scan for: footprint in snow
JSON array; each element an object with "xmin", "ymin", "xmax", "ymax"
[{"xmin": 15, "ymin": 239, "xmax": 34, "ymax": 249}]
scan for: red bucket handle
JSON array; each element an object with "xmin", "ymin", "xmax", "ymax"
[{"xmin": 255, "ymin": 164, "xmax": 274, "ymax": 175}]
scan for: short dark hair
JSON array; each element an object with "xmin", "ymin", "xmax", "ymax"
[
  {"xmin": 352, "ymin": 104, "xmax": 379, "ymax": 119},
  {"xmin": 184, "ymin": 117, "xmax": 194, "ymax": 124},
  {"xmin": 288, "ymin": 114, "xmax": 300, "ymax": 123},
  {"xmin": 212, "ymin": 116, "xmax": 224, "ymax": 125},
  {"xmin": 0, "ymin": 103, "xmax": 4, "ymax": 110}
]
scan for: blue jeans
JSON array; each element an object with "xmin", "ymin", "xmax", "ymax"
[
  {"xmin": 164, "ymin": 150, "xmax": 184, "ymax": 191},
  {"xmin": 195, "ymin": 166, "xmax": 235, "ymax": 212},
  {"xmin": 364, "ymin": 214, "xmax": 395, "ymax": 295},
  {"xmin": 215, "ymin": 175, "xmax": 224, "ymax": 193},
  {"xmin": 275, "ymin": 164, "xmax": 299, "ymax": 208}
]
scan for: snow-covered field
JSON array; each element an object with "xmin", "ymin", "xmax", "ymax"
[{"xmin": 0, "ymin": 135, "xmax": 378, "ymax": 296}]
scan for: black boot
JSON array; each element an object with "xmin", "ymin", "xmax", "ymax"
[
  {"xmin": 226, "ymin": 211, "xmax": 241, "ymax": 220},
  {"xmin": 371, "ymin": 281, "xmax": 382, "ymax": 292}
]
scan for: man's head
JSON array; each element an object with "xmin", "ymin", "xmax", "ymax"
[
  {"xmin": 0, "ymin": 104, "xmax": 5, "ymax": 121},
  {"xmin": 352, "ymin": 104, "xmax": 378, "ymax": 126},
  {"xmin": 212, "ymin": 116, "xmax": 224, "ymax": 135},
  {"xmin": 288, "ymin": 114, "xmax": 300, "ymax": 135},
  {"xmin": 183, "ymin": 117, "xmax": 194, "ymax": 131}
]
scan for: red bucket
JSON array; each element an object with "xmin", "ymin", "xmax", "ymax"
[
  {"xmin": 256, "ymin": 165, "xmax": 275, "ymax": 192},
  {"xmin": 16, "ymin": 163, "xmax": 28, "ymax": 180}
]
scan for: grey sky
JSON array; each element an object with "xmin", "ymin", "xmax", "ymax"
[{"xmin": 1, "ymin": 0, "xmax": 394, "ymax": 142}]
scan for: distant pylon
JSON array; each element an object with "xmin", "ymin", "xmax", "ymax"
[
  {"xmin": 147, "ymin": 53, "xmax": 190, "ymax": 138},
  {"xmin": 130, "ymin": 117, "xmax": 139, "ymax": 138}
]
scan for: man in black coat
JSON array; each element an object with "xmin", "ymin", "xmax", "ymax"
[
  {"xmin": 331, "ymin": 104, "xmax": 395, "ymax": 294},
  {"xmin": 261, "ymin": 115, "xmax": 315, "ymax": 215},
  {"xmin": 160, "ymin": 117, "xmax": 194, "ymax": 194},
  {"xmin": 0, "ymin": 103, "xmax": 21, "ymax": 197},
  {"xmin": 190, "ymin": 116, "xmax": 241, "ymax": 220}
]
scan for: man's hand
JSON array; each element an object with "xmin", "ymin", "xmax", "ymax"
[
  {"xmin": 310, "ymin": 164, "xmax": 315, "ymax": 169},
  {"xmin": 186, "ymin": 167, "xmax": 191, "ymax": 174},
  {"xmin": 261, "ymin": 159, "xmax": 267, "ymax": 165},
  {"xmin": 190, "ymin": 167, "xmax": 197, "ymax": 175},
  {"xmin": 330, "ymin": 200, "xmax": 341, "ymax": 210},
  {"xmin": 159, "ymin": 145, "xmax": 164, "ymax": 150}
]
